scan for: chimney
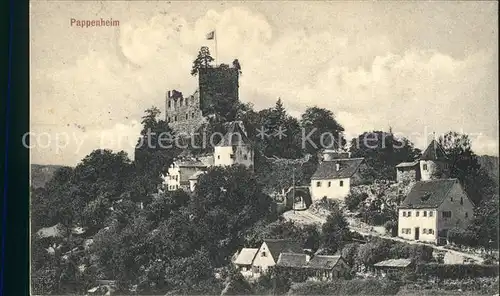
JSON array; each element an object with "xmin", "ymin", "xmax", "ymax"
[
  {"xmin": 336, "ymin": 163, "xmax": 340, "ymax": 171},
  {"xmin": 306, "ymin": 254, "xmax": 311, "ymax": 262}
]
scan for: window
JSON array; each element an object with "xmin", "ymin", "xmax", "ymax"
[
  {"xmin": 442, "ymin": 211, "xmax": 452, "ymax": 218},
  {"xmin": 340, "ymin": 180, "xmax": 344, "ymax": 187},
  {"xmin": 185, "ymin": 114, "xmax": 188, "ymax": 120},
  {"xmin": 423, "ymin": 229, "xmax": 427, "ymax": 234},
  {"xmin": 217, "ymin": 155, "xmax": 220, "ymax": 159},
  {"xmin": 407, "ymin": 211, "xmax": 412, "ymax": 217},
  {"xmin": 423, "ymin": 211, "xmax": 427, "ymax": 217},
  {"xmin": 423, "ymin": 164, "xmax": 428, "ymax": 171},
  {"xmin": 429, "ymin": 211, "xmax": 434, "ymax": 217},
  {"xmin": 261, "ymin": 252, "xmax": 266, "ymax": 257},
  {"xmin": 191, "ymin": 112, "xmax": 195, "ymax": 118},
  {"xmin": 465, "ymin": 212, "xmax": 468, "ymax": 218},
  {"xmin": 316, "ymin": 181, "xmax": 321, "ymax": 187},
  {"xmin": 229, "ymin": 154, "xmax": 235, "ymax": 159},
  {"xmin": 429, "ymin": 229, "xmax": 434, "ymax": 235},
  {"xmin": 402, "ymin": 211, "xmax": 406, "ymax": 217},
  {"xmin": 243, "ymin": 155, "xmax": 248, "ymax": 160},
  {"xmin": 450, "ymin": 197, "xmax": 453, "ymax": 202},
  {"xmin": 168, "ymin": 101, "xmax": 171, "ymax": 108},
  {"xmin": 174, "ymin": 116, "xmax": 177, "ymax": 122},
  {"xmin": 460, "ymin": 197, "xmax": 463, "ymax": 205},
  {"xmin": 328, "ymin": 181, "xmax": 331, "ymax": 187},
  {"xmin": 416, "ymin": 211, "xmax": 420, "ymax": 217}
]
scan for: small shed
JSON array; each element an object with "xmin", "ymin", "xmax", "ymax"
[
  {"xmin": 373, "ymin": 258, "xmax": 414, "ymax": 276},
  {"xmin": 306, "ymin": 255, "xmax": 350, "ymax": 280}
]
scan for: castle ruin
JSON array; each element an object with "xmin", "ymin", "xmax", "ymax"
[{"xmin": 165, "ymin": 65, "xmax": 240, "ymax": 134}]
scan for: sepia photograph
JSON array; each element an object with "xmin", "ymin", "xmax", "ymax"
[{"xmin": 29, "ymin": 1, "xmax": 498, "ymax": 295}]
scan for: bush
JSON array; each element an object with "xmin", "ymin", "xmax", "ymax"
[
  {"xmin": 447, "ymin": 227, "xmax": 479, "ymax": 247},
  {"xmin": 384, "ymin": 220, "xmax": 398, "ymax": 237},
  {"xmin": 345, "ymin": 192, "xmax": 369, "ymax": 211},
  {"xmin": 416, "ymin": 263, "xmax": 499, "ymax": 279}
]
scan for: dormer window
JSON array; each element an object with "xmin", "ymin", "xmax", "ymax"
[{"xmin": 421, "ymin": 193, "xmax": 431, "ymax": 202}]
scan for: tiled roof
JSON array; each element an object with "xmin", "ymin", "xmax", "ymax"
[
  {"xmin": 307, "ymin": 255, "xmax": 342, "ymax": 270},
  {"xmin": 400, "ymin": 178, "xmax": 458, "ymax": 209},
  {"xmin": 276, "ymin": 253, "xmax": 308, "ymax": 268},
  {"xmin": 396, "ymin": 161, "xmax": 419, "ymax": 168},
  {"xmin": 234, "ymin": 248, "xmax": 258, "ymax": 265},
  {"xmin": 216, "ymin": 121, "xmax": 251, "ymax": 147},
  {"xmin": 311, "ymin": 158, "xmax": 364, "ymax": 180},
  {"xmin": 374, "ymin": 258, "xmax": 413, "ymax": 268},
  {"xmin": 263, "ymin": 239, "xmax": 302, "ymax": 260},
  {"xmin": 421, "ymin": 140, "xmax": 447, "ymax": 161}
]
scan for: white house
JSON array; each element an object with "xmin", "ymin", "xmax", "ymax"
[
  {"xmin": 310, "ymin": 157, "xmax": 364, "ymax": 202},
  {"xmin": 164, "ymin": 160, "xmax": 208, "ymax": 191},
  {"xmin": 214, "ymin": 121, "xmax": 254, "ymax": 168},
  {"xmin": 398, "ymin": 178, "xmax": 474, "ymax": 244},
  {"xmin": 251, "ymin": 239, "xmax": 302, "ymax": 274}
]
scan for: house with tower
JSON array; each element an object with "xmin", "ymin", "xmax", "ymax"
[{"xmin": 396, "ymin": 139, "xmax": 450, "ymax": 183}]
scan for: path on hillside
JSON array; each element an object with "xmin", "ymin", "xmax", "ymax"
[{"xmin": 283, "ymin": 209, "xmax": 485, "ymax": 264}]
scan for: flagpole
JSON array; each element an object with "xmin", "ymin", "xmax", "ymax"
[{"xmin": 214, "ymin": 30, "xmax": 218, "ymax": 67}]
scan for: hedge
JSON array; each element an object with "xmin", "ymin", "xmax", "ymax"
[
  {"xmin": 416, "ymin": 263, "xmax": 499, "ymax": 279},
  {"xmin": 287, "ymin": 278, "xmax": 401, "ymax": 295}
]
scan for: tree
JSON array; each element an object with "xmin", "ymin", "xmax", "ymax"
[
  {"xmin": 321, "ymin": 208, "xmax": 351, "ymax": 254},
  {"xmin": 350, "ymin": 131, "xmax": 421, "ymax": 181},
  {"xmin": 300, "ymin": 107, "xmax": 345, "ymax": 154},
  {"xmin": 468, "ymin": 197, "xmax": 499, "ymax": 249},
  {"xmin": 341, "ymin": 243, "xmax": 360, "ymax": 268},
  {"xmin": 191, "ymin": 165, "xmax": 273, "ymax": 265},
  {"xmin": 438, "ymin": 131, "xmax": 495, "ymax": 205},
  {"xmin": 355, "ymin": 239, "xmax": 390, "ymax": 271},
  {"xmin": 134, "ymin": 107, "xmax": 179, "ymax": 199},
  {"xmin": 191, "ymin": 46, "xmax": 214, "ymax": 76}
]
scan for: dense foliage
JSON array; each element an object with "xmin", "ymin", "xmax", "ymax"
[{"xmin": 349, "ymin": 130, "xmax": 421, "ymax": 181}]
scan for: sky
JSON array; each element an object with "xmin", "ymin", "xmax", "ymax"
[{"xmin": 30, "ymin": 1, "xmax": 498, "ymax": 166}]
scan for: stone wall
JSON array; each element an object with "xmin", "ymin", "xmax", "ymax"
[{"xmin": 165, "ymin": 90, "xmax": 206, "ymax": 135}]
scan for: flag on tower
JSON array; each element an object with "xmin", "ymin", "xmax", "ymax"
[{"xmin": 206, "ymin": 30, "xmax": 215, "ymax": 40}]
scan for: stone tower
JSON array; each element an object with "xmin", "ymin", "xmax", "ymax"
[
  {"xmin": 419, "ymin": 139, "xmax": 450, "ymax": 181},
  {"xmin": 165, "ymin": 65, "xmax": 240, "ymax": 135}
]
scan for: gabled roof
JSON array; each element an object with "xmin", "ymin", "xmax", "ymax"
[
  {"xmin": 263, "ymin": 239, "xmax": 302, "ymax": 260},
  {"xmin": 396, "ymin": 161, "xmax": 419, "ymax": 168},
  {"xmin": 400, "ymin": 178, "xmax": 459, "ymax": 209},
  {"xmin": 276, "ymin": 253, "xmax": 308, "ymax": 268},
  {"xmin": 311, "ymin": 158, "xmax": 364, "ymax": 180},
  {"xmin": 421, "ymin": 140, "xmax": 447, "ymax": 161},
  {"xmin": 307, "ymin": 255, "xmax": 343, "ymax": 270},
  {"xmin": 216, "ymin": 121, "xmax": 251, "ymax": 147},
  {"xmin": 374, "ymin": 258, "xmax": 413, "ymax": 268},
  {"xmin": 234, "ymin": 248, "xmax": 259, "ymax": 265}
]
